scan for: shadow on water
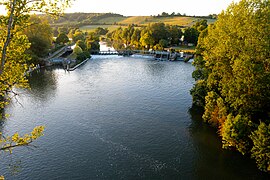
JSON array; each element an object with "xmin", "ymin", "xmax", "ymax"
[
  {"xmin": 0, "ymin": 117, "xmax": 6, "ymax": 134},
  {"xmin": 144, "ymin": 60, "xmax": 167, "ymax": 77},
  {"xmin": 188, "ymin": 105, "xmax": 270, "ymax": 180},
  {"xmin": 27, "ymin": 68, "xmax": 58, "ymax": 102}
]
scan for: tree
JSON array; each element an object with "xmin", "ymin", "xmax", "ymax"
[
  {"xmin": 76, "ymin": 51, "xmax": 90, "ymax": 62},
  {"xmin": 131, "ymin": 29, "xmax": 141, "ymax": 48},
  {"xmin": 76, "ymin": 40, "xmax": 87, "ymax": 51},
  {"xmin": 161, "ymin": 12, "xmax": 169, "ymax": 17},
  {"xmin": 24, "ymin": 15, "xmax": 53, "ymax": 64},
  {"xmin": 0, "ymin": 0, "xmax": 72, "ymax": 171},
  {"xmin": 73, "ymin": 45, "xmax": 83, "ymax": 55},
  {"xmin": 149, "ymin": 23, "xmax": 169, "ymax": 45},
  {"xmin": 0, "ymin": 0, "xmax": 71, "ymax": 74},
  {"xmin": 168, "ymin": 25, "xmax": 183, "ymax": 45},
  {"xmin": 95, "ymin": 27, "xmax": 109, "ymax": 36},
  {"xmin": 87, "ymin": 40, "xmax": 100, "ymax": 51},
  {"xmin": 183, "ymin": 27, "xmax": 199, "ymax": 45},
  {"xmin": 56, "ymin": 32, "xmax": 69, "ymax": 45},
  {"xmin": 191, "ymin": 0, "xmax": 270, "ymax": 172},
  {"xmin": 193, "ymin": 19, "xmax": 208, "ymax": 32},
  {"xmin": 140, "ymin": 32, "xmax": 154, "ymax": 49},
  {"xmin": 250, "ymin": 122, "xmax": 270, "ymax": 172},
  {"xmin": 72, "ymin": 29, "xmax": 85, "ymax": 43},
  {"xmin": 184, "ymin": 20, "xmax": 208, "ymax": 45},
  {"xmin": 158, "ymin": 39, "xmax": 169, "ymax": 49},
  {"xmin": 58, "ymin": 27, "xmax": 69, "ymax": 35}
]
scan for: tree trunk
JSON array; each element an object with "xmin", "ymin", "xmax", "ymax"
[{"xmin": 0, "ymin": 0, "xmax": 17, "ymax": 75}]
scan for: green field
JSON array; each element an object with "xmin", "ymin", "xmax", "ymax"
[
  {"xmin": 119, "ymin": 16, "xmax": 201, "ymax": 26},
  {"xmin": 117, "ymin": 16, "xmax": 214, "ymax": 26},
  {"xmin": 80, "ymin": 25, "xmax": 126, "ymax": 32},
  {"xmin": 80, "ymin": 16, "xmax": 214, "ymax": 33},
  {"xmin": 96, "ymin": 17, "xmax": 127, "ymax": 24}
]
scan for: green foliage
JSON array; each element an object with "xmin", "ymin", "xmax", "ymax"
[
  {"xmin": 202, "ymin": 91, "xmax": 227, "ymax": 126},
  {"xmin": 87, "ymin": 32, "xmax": 100, "ymax": 42},
  {"xmin": 183, "ymin": 27, "xmax": 199, "ymax": 45},
  {"xmin": 24, "ymin": 15, "xmax": 53, "ymax": 64},
  {"xmin": 158, "ymin": 39, "xmax": 169, "ymax": 49},
  {"xmin": 76, "ymin": 40, "xmax": 87, "ymax": 51},
  {"xmin": 140, "ymin": 32, "xmax": 154, "ymax": 49},
  {"xmin": 131, "ymin": 29, "xmax": 141, "ymax": 48},
  {"xmin": 87, "ymin": 40, "xmax": 100, "ymax": 51},
  {"xmin": 0, "ymin": 2, "xmax": 72, "ymax": 179},
  {"xmin": 76, "ymin": 51, "xmax": 90, "ymax": 62},
  {"xmin": 72, "ymin": 29, "xmax": 86, "ymax": 43},
  {"xmin": 190, "ymin": 80, "xmax": 207, "ymax": 107},
  {"xmin": 183, "ymin": 19, "xmax": 208, "ymax": 45},
  {"xmin": 150, "ymin": 23, "xmax": 170, "ymax": 45},
  {"xmin": 193, "ymin": 19, "xmax": 208, "ymax": 32},
  {"xmin": 109, "ymin": 23, "xmax": 184, "ymax": 50},
  {"xmin": 56, "ymin": 32, "xmax": 69, "ymax": 44},
  {"xmin": 221, "ymin": 114, "xmax": 253, "ymax": 155},
  {"xmin": 191, "ymin": 0, "xmax": 270, "ymax": 171},
  {"xmin": 250, "ymin": 122, "xmax": 270, "ymax": 172},
  {"xmin": 95, "ymin": 27, "xmax": 109, "ymax": 35},
  {"xmin": 58, "ymin": 27, "xmax": 69, "ymax": 35},
  {"xmin": 0, "ymin": 31, "xmax": 31, "ymax": 113},
  {"xmin": 0, "ymin": 126, "xmax": 45, "ymax": 153},
  {"xmin": 168, "ymin": 25, "xmax": 183, "ymax": 45},
  {"xmin": 73, "ymin": 45, "xmax": 83, "ymax": 55}
]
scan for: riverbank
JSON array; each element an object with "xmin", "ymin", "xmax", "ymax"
[{"xmin": 67, "ymin": 58, "xmax": 90, "ymax": 71}]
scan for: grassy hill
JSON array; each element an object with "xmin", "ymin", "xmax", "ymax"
[
  {"xmin": 118, "ymin": 16, "xmax": 211, "ymax": 27},
  {"xmin": 47, "ymin": 13, "xmax": 215, "ymax": 32}
]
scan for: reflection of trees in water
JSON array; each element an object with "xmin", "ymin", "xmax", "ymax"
[
  {"xmin": 188, "ymin": 105, "xmax": 232, "ymax": 178},
  {"xmin": 188, "ymin": 105, "xmax": 269, "ymax": 179},
  {"xmin": 27, "ymin": 68, "xmax": 58, "ymax": 102},
  {"xmin": 144, "ymin": 62, "xmax": 167, "ymax": 77},
  {"xmin": 8, "ymin": 159, "xmax": 22, "ymax": 176},
  {"xmin": 0, "ymin": 117, "xmax": 6, "ymax": 134}
]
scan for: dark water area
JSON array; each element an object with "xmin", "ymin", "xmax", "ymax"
[{"xmin": 0, "ymin": 56, "xmax": 269, "ymax": 179}]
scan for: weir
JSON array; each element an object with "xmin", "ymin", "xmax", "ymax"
[{"xmin": 90, "ymin": 49, "xmax": 192, "ymax": 61}]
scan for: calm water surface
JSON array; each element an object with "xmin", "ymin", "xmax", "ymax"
[{"xmin": 0, "ymin": 56, "xmax": 269, "ymax": 179}]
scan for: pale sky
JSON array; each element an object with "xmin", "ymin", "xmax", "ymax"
[
  {"xmin": 65, "ymin": 0, "xmax": 239, "ymax": 16},
  {"xmin": 0, "ymin": 0, "xmax": 239, "ymax": 16}
]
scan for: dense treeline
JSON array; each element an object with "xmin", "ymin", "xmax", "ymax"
[
  {"xmin": 107, "ymin": 21, "xmax": 207, "ymax": 51},
  {"xmin": 191, "ymin": 0, "xmax": 270, "ymax": 172},
  {"xmin": 154, "ymin": 12, "xmax": 217, "ymax": 19}
]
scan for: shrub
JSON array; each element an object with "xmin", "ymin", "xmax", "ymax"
[{"xmin": 250, "ymin": 122, "xmax": 270, "ymax": 172}]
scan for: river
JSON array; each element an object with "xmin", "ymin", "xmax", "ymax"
[{"xmin": 0, "ymin": 55, "xmax": 269, "ymax": 179}]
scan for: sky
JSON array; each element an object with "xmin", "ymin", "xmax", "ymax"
[
  {"xmin": 0, "ymin": 0, "xmax": 239, "ymax": 16},
  {"xmin": 65, "ymin": 0, "xmax": 239, "ymax": 16}
]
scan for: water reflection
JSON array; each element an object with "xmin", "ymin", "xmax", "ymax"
[
  {"xmin": 27, "ymin": 68, "xmax": 58, "ymax": 102},
  {"xmin": 0, "ymin": 118, "xmax": 6, "ymax": 135},
  {"xmin": 188, "ymin": 105, "xmax": 269, "ymax": 179},
  {"xmin": 144, "ymin": 61, "xmax": 167, "ymax": 77}
]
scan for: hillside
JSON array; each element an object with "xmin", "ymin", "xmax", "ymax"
[
  {"xmin": 47, "ymin": 13, "xmax": 215, "ymax": 32},
  {"xmin": 118, "ymin": 16, "xmax": 214, "ymax": 27}
]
